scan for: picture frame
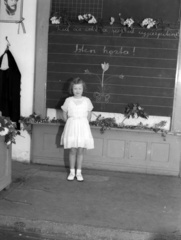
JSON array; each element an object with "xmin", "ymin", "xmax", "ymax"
[{"xmin": 0, "ymin": 0, "xmax": 23, "ymax": 23}]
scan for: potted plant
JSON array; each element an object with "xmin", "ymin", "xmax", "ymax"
[
  {"xmin": 0, "ymin": 112, "xmax": 20, "ymax": 191},
  {"xmin": 0, "ymin": 113, "xmax": 20, "ymax": 146}
]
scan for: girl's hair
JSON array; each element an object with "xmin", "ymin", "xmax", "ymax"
[{"xmin": 69, "ymin": 77, "xmax": 87, "ymax": 95}]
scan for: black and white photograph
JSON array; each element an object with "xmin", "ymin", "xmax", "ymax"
[
  {"xmin": 0, "ymin": 0, "xmax": 181, "ymax": 239},
  {"xmin": 0, "ymin": 0, "xmax": 23, "ymax": 22}
]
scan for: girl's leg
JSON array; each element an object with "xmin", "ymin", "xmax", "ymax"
[
  {"xmin": 69, "ymin": 148, "xmax": 77, "ymax": 169},
  {"xmin": 76, "ymin": 148, "xmax": 84, "ymax": 181},
  {"xmin": 67, "ymin": 148, "xmax": 77, "ymax": 180},
  {"xmin": 77, "ymin": 147, "xmax": 84, "ymax": 169}
]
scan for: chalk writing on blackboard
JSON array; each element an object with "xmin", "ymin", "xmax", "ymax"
[
  {"xmin": 47, "ymin": 20, "xmax": 179, "ymax": 116},
  {"xmin": 74, "ymin": 44, "xmax": 96, "ymax": 54},
  {"xmin": 103, "ymin": 46, "xmax": 136, "ymax": 56},
  {"xmin": 74, "ymin": 44, "xmax": 136, "ymax": 56},
  {"xmin": 84, "ymin": 63, "xmax": 124, "ymax": 110},
  {"xmin": 53, "ymin": 25, "xmax": 179, "ymax": 40},
  {"xmin": 138, "ymin": 30, "xmax": 179, "ymax": 39}
]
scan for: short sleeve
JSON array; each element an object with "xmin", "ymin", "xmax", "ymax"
[
  {"xmin": 61, "ymin": 98, "xmax": 69, "ymax": 112},
  {"xmin": 86, "ymin": 98, "xmax": 94, "ymax": 111}
]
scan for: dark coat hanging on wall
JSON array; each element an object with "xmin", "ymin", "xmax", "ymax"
[{"xmin": 0, "ymin": 50, "xmax": 21, "ymax": 129}]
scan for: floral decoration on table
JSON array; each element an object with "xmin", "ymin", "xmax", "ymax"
[
  {"xmin": 20, "ymin": 113, "xmax": 64, "ymax": 134},
  {"xmin": 0, "ymin": 115, "xmax": 20, "ymax": 146}
]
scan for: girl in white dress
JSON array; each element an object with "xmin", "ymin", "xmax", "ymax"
[{"xmin": 61, "ymin": 78, "xmax": 94, "ymax": 181}]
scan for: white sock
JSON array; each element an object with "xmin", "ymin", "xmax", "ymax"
[
  {"xmin": 70, "ymin": 169, "xmax": 75, "ymax": 175},
  {"xmin": 76, "ymin": 169, "xmax": 82, "ymax": 175}
]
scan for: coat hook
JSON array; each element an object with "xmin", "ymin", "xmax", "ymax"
[{"xmin": 5, "ymin": 36, "xmax": 11, "ymax": 49}]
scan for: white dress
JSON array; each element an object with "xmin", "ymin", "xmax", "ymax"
[{"xmin": 60, "ymin": 96, "xmax": 94, "ymax": 149}]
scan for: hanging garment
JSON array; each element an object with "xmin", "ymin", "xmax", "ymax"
[{"xmin": 0, "ymin": 50, "xmax": 21, "ymax": 129}]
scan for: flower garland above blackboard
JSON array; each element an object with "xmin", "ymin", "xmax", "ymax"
[{"xmin": 49, "ymin": 10, "xmax": 178, "ymax": 31}]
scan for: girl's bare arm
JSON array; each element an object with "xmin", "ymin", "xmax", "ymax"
[
  {"xmin": 62, "ymin": 111, "xmax": 68, "ymax": 122},
  {"xmin": 87, "ymin": 111, "xmax": 92, "ymax": 122}
]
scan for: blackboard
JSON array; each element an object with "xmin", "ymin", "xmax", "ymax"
[
  {"xmin": 47, "ymin": 0, "xmax": 180, "ymax": 117},
  {"xmin": 51, "ymin": 0, "xmax": 181, "ymax": 23}
]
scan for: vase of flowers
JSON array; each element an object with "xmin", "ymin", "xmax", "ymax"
[
  {"xmin": 0, "ymin": 112, "xmax": 20, "ymax": 146},
  {"xmin": 0, "ymin": 112, "xmax": 19, "ymax": 191}
]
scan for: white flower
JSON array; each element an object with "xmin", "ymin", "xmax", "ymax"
[
  {"xmin": 54, "ymin": 19, "xmax": 60, "ymax": 24},
  {"xmin": 110, "ymin": 17, "xmax": 115, "ymax": 25},
  {"xmin": 6, "ymin": 140, "xmax": 11, "ymax": 145},
  {"xmin": 141, "ymin": 18, "xmax": 156, "ymax": 28},
  {"xmin": 83, "ymin": 14, "xmax": 90, "ymax": 20},
  {"xmin": 50, "ymin": 16, "xmax": 56, "ymax": 21},
  {"xmin": 78, "ymin": 15, "xmax": 84, "ymax": 21},
  {"xmin": 124, "ymin": 18, "xmax": 134, "ymax": 27},
  {"xmin": 101, "ymin": 62, "xmax": 109, "ymax": 72},
  {"xmin": 0, "ymin": 127, "xmax": 9, "ymax": 136},
  {"xmin": 78, "ymin": 14, "xmax": 97, "ymax": 24},
  {"xmin": 50, "ymin": 16, "xmax": 61, "ymax": 24},
  {"xmin": 88, "ymin": 16, "xmax": 97, "ymax": 24}
]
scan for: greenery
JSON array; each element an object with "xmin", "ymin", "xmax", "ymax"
[
  {"xmin": 0, "ymin": 115, "xmax": 20, "ymax": 146},
  {"xmin": 124, "ymin": 103, "xmax": 148, "ymax": 120},
  {"xmin": 20, "ymin": 104, "xmax": 168, "ymax": 141},
  {"xmin": 90, "ymin": 115, "xmax": 167, "ymax": 140},
  {"xmin": 90, "ymin": 103, "xmax": 168, "ymax": 140},
  {"xmin": 20, "ymin": 113, "xmax": 64, "ymax": 134}
]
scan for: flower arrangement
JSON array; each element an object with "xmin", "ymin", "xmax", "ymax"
[
  {"xmin": 50, "ymin": 15, "xmax": 61, "ymax": 24},
  {"xmin": 0, "ymin": 115, "xmax": 20, "ymax": 146},
  {"xmin": 140, "ymin": 18, "xmax": 158, "ymax": 29},
  {"xmin": 78, "ymin": 14, "xmax": 97, "ymax": 24},
  {"xmin": 110, "ymin": 17, "xmax": 115, "ymax": 25},
  {"xmin": 123, "ymin": 18, "xmax": 135, "ymax": 28},
  {"xmin": 123, "ymin": 103, "xmax": 148, "ymax": 120},
  {"xmin": 50, "ymin": 11, "xmax": 71, "ymax": 26},
  {"xmin": 119, "ymin": 13, "xmax": 134, "ymax": 31}
]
